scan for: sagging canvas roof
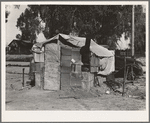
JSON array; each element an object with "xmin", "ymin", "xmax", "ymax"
[{"xmin": 32, "ymin": 33, "xmax": 113, "ymax": 57}]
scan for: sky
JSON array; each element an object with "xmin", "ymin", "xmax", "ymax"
[{"xmin": 6, "ymin": 5, "xmax": 28, "ymax": 45}]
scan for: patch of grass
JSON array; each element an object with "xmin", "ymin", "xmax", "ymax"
[{"xmin": 6, "ymin": 54, "xmax": 33, "ymax": 62}]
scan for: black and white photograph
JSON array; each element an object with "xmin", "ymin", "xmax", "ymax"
[{"xmin": 1, "ymin": 1, "xmax": 149, "ymax": 122}]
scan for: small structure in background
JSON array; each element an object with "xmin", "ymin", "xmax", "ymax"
[{"xmin": 7, "ymin": 39, "xmax": 33, "ymax": 54}]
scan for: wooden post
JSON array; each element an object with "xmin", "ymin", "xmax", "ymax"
[
  {"xmin": 132, "ymin": 5, "xmax": 135, "ymax": 57},
  {"xmin": 22, "ymin": 68, "xmax": 25, "ymax": 88},
  {"xmin": 122, "ymin": 56, "xmax": 126, "ymax": 96},
  {"xmin": 40, "ymin": 65, "xmax": 44, "ymax": 90},
  {"xmin": 131, "ymin": 57, "xmax": 135, "ymax": 85}
]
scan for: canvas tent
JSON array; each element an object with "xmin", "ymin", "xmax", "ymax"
[{"xmin": 32, "ymin": 33, "xmax": 115, "ymax": 90}]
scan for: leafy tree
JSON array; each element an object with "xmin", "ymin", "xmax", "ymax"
[
  {"xmin": 134, "ymin": 5, "xmax": 145, "ymax": 54},
  {"xmin": 16, "ymin": 34, "xmax": 22, "ymax": 39},
  {"xmin": 5, "ymin": 10, "xmax": 10, "ymax": 23},
  {"xmin": 16, "ymin": 7, "xmax": 41, "ymax": 42},
  {"xmin": 16, "ymin": 5, "xmax": 145, "ymax": 54},
  {"xmin": 5, "ymin": 5, "xmax": 10, "ymax": 23}
]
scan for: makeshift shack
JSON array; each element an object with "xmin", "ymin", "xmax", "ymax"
[{"xmin": 31, "ymin": 33, "xmax": 115, "ymax": 91}]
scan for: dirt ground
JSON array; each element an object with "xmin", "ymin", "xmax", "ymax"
[{"xmin": 5, "ymin": 61, "xmax": 146, "ymax": 110}]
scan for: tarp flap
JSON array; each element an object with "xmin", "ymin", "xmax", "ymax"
[
  {"xmin": 90, "ymin": 51, "xmax": 115, "ymax": 75},
  {"xmin": 34, "ymin": 34, "xmax": 59, "ymax": 48},
  {"xmin": 98, "ymin": 56, "xmax": 115, "ymax": 75},
  {"xmin": 90, "ymin": 41, "xmax": 113, "ymax": 57},
  {"xmin": 59, "ymin": 35, "xmax": 78, "ymax": 48},
  {"xmin": 67, "ymin": 36, "xmax": 86, "ymax": 47},
  {"xmin": 36, "ymin": 32, "xmax": 46, "ymax": 43},
  {"xmin": 61, "ymin": 34, "xmax": 113, "ymax": 57}
]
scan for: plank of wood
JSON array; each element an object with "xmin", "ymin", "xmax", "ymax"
[
  {"xmin": 35, "ymin": 73, "xmax": 41, "ymax": 88},
  {"xmin": 61, "ymin": 60, "xmax": 71, "ymax": 67},
  {"xmin": 72, "ymin": 48, "xmax": 81, "ymax": 51},
  {"xmin": 61, "ymin": 66, "xmax": 71, "ymax": 73},
  {"xmin": 61, "ymin": 55, "xmax": 71, "ymax": 61},
  {"xmin": 61, "ymin": 48, "xmax": 72, "ymax": 56},
  {"xmin": 72, "ymin": 51, "xmax": 81, "ymax": 61}
]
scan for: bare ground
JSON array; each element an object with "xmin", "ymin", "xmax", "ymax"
[{"xmin": 6, "ymin": 65, "xmax": 146, "ymax": 110}]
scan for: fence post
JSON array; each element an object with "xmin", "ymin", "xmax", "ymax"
[
  {"xmin": 122, "ymin": 56, "xmax": 126, "ymax": 96},
  {"xmin": 22, "ymin": 68, "xmax": 25, "ymax": 88}
]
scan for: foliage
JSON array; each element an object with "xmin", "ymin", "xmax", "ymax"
[
  {"xmin": 16, "ymin": 5, "xmax": 145, "ymax": 53},
  {"xmin": 134, "ymin": 5, "xmax": 146, "ymax": 53},
  {"xmin": 16, "ymin": 34, "xmax": 22, "ymax": 39},
  {"xmin": 5, "ymin": 10, "xmax": 10, "ymax": 23}
]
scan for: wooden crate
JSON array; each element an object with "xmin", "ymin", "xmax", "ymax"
[{"xmin": 71, "ymin": 64, "xmax": 82, "ymax": 73}]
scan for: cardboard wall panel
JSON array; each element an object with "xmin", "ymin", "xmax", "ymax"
[
  {"xmin": 44, "ymin": 62, "xmax": 60, "ymax": 90},
  {"xmin": 45, "ymin": 43, "xmax": 60, "ymax": 62}
]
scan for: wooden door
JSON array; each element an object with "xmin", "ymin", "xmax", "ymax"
[
  {"xmin": 60, "ymin": 47, "xmax": 72, "ymax": 90},
  {"xmin": 60, "ymin": 47, "xmax": 82, "ymax": 90},
  {"xmin": 70, "ymin": 48, "xmax": 82, "ymax": 88}
]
